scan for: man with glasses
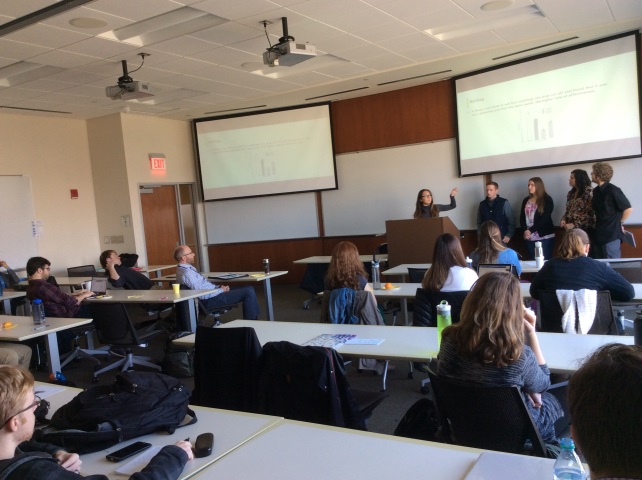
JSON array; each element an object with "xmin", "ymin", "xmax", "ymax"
[
  {"xmin": 173, "ymin": 245, "xmax": 260, "ymax": 320},
  {"xmin": 25, "ymin": 257, "xmax": 94, "ymax": 319},
  {"xmin": 0, "ymin": 365, "xmax": 192, "ymax": 479}
]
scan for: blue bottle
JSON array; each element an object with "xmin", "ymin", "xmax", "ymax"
[{"xmin": 553, "ymin": 438, "xmax": 585, "ymax": 480}]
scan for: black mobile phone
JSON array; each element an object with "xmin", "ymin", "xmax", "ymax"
[
  {"xmin": 193, "ymin": 433, "xmax": 214, "ymax": 458},
  {"xmin": 106, "ymin": 441, "xmax": 152, "ymax": 462}
]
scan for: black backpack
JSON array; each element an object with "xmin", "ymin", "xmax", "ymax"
[
  {"xmin": 393, "ymin": 397, "xmax": 439, "ymax": 442},
  {"xmin": 34, "ymin": 371, "xmax": 197, "ymax": 454}
]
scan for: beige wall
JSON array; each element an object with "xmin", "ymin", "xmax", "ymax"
[{"xmin": 0, "ymin": 112, "xmax": 100, "ymax": 276}]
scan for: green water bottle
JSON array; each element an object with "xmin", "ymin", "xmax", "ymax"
[{"xmin": 436, "ymin": 300, "xmax": 451, "ymax": 347}]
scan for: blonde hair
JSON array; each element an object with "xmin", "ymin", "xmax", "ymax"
[
  {"xmin": 556, "ymin": 228, "xmax": 589, "ymax": 259},
  {"xmin": 441, "ymin": 272, "xmax": 524, "ymax": 367},
  {"xmin": 0, "ymin": 365, "xmax": 34, "ymax": 426},
  {"xmin": 473, "ymin": 221, "xmax": 506, "ymax": 264}
]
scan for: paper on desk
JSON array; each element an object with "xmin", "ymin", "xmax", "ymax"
[
  {"xmin": 34, "ymin": 384, "xmax": 65, "ymax": 398},
  {"xmin": 115, "ymin": 446, "xmax": 162, "ymax": 476},
  {"xmin": 465, "ymin": 451, "xmax": 554, "ymax": 480},
  {"xmin": 344, "ymin": 338, "xmax": 384, "ymax": 345}
]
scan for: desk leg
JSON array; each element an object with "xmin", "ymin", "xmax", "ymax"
[
  {"xmin": 635, "ymin": 312, "xmax": 642, "ymax": 346},
  {"xmin": 1, "ymin": 298, "xmax": 10, "ymax": 314},
  {"xmin": 402, "ymin": 299, "xmax": 409, "ymax": 326},
  {"xmin": 263, "ymin": 279, "xmax": 274, "ymax": 321},
  {"xmin": 44, "ymin": 331, "xmax": 61, "ymax": 373},
  {"xmin": 188, "ymin": 300, "xmax": 197, "ymax": 333}
]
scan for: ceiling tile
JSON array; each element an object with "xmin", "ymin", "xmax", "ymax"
[{"xmin": 5, "ymin": 24, "xmax": 90, "ymax": 49}]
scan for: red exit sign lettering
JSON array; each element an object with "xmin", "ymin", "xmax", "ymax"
[{"xmin": 150, "ymin": 156, "xmax": 166, "ymax": 171}]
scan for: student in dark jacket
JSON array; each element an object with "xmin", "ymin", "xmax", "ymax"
[
  {"xmin": 529, "ymin": 228, "xmax": 634, "ymax": 302},
  {"xmin": 520, "ymin": 177, "xmax": 555, "ymax": 260},
  {"xmin": 0, "ymin": 365, "xmax": 193, "ymax": 480}
]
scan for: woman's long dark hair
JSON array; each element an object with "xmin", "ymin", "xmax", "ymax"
[
  {"xmin": 570, "ymin": 169, "xmax": 591, "ymax": 199},
  {"xmin": 422, "ymin": 233, "xmax": 467, "ymax": 291}
]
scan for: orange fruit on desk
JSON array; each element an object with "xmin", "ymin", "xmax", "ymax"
[
  {"xmin": 3, "ymin": 321, "xmax": 12, "ymax": 328},
  {"xmin": 384, "ymin": 282, "xmax": 393, "ymax": 289}
]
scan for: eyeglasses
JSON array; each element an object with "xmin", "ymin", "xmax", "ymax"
[
  {"xmin": 2, "ymin": 394, "xmax": 42, "ymax": 426},
  {"xmin": 421, "ymin": 194, "xmax": 431, "ymax": 198}
]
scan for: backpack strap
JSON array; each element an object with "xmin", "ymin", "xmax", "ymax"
[{"xmin": 168, "ymin": 408, "xmax": 197, "ymax": 434}]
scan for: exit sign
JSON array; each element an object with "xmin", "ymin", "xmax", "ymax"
[{"xmin": 149, "ymin": 154, "xmax": 166, "ymax": 171}]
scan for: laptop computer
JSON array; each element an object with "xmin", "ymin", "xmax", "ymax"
[{"xmin": 87, "ymin": 276, "xmax": 108, "ymax": 298}]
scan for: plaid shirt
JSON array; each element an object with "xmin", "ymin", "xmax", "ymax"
[
  {"xmin": 175, "ymin": 264, "xmax": 223, "ymax": 300},
  {"xmin": 26, "ymin": 279, "xmax": 80, "ymax": 318}
]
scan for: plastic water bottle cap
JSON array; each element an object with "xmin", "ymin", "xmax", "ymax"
[{"xmin": 559, "ymin": 437, "xmax": 575, "ymax": 449}]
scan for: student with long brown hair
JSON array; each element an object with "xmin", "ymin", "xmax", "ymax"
[
  {"xmin": 437, "ymin": 272, "xmax": 564, "ymax": 443},
  {"xmin": 520, "ymin": 176, "xmax": 555, "ymax": 260},
  {"xmin": 422, "ymin": 233, "xmax": 477, "ymax": 292},
  {"xmin": 325, "ymin": 241, "xmax": 370, "ymax": 292},
  {"xmin": 470, "ymin": 220, "xmax": 521, "ymax": 275},
  {"xmin": 413, "ymin": 188, "xmax": 458, "ymax": 219}
]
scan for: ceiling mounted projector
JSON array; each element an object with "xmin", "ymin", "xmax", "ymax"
[
  {"xmin": 106, "ymin": 56, "xmax": 154, "ymax": 100},
  {"xmin": 262, "ymin": 17, "xmax": 316, "ymax": 67}
]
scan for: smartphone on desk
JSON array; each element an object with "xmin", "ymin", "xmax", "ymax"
[{"xmin": 106, "ymin": 441, "xmax": 152, "ymax": 462}]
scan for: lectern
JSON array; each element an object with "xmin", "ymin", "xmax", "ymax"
[{"xmin": 385, "ymin": 217, "xmax": 460, "ymax": 267}]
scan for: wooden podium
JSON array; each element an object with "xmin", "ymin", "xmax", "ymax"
[{"xmin": 385, "ymin": 217, "xmax": 460, "ymax": 267}]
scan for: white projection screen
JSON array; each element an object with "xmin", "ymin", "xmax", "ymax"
[
  {"xmin": 455, "ymin": 33, "xmax": 642, "ymax": 177},
  {"xmin": 194, "ymin": 103, "xmax": 338, "ymax": 201}
]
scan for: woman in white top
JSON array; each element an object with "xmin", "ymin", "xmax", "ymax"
[{"xmin": 422, "ymin": 233, "xmax": 478, "ymax": 292}]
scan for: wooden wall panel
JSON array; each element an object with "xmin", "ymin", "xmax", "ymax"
[{"xmin": 331, "ymin": 81, "xmax": 455, "ymax": 154}]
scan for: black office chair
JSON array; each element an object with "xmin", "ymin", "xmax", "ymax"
[
  {"xmin": 537, "ymin": 290, "xmax": 616, "ymax": 334},
  {"xmin": 407, "ymin": 267, "xmax": 427, "ymax": 283},
  {"xmin": 258, "ymin": 341, "xmax": 387, "ymax": 430},
  {"xmin": 191, "ymin": 326, "xmax": 263, "ymax": 412},
  {"xmin": 89, "ymin": 303, "xmax": 163, "ymax": 382},
  {"xmin": 426, "ymin": 366, "xmax": 550, "ymax": 457},
  {"xmin": 67, "ymin": 265, "xmax": 97, "ymax": 277},
  {"xmin": 178, "ymin": 284, "xmax": 237, "ymax": 327}
]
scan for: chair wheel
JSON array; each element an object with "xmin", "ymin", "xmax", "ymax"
[
  {"xmin": 420, "ymin": 386, "xmax": 429, "ymax": 394},
  {"xmin": 303, "ymin": 305, "xmax": 310, "ymax": 310},
  {"xmin": 408, "ymin": 372, "xmax": 414, "ymax": 379},
  {"xmin": 91, "ymin": 376, "xmax": 99, "ymax": 383}
]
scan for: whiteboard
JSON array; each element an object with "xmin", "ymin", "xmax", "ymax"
[
  {"xmin": 322, "ymin": 140, "xmax": 484, "ymax": 236},
  {"xmin": 0, "ymin": 176, "xmax": 38, "ymax": 271},
  {"xmin": 494, "ymin": 157, "xmax": 642, "ymax": 227},
  {"xmin": 205, "ymin": 192, "xmax": 319, "ymax": 244}
]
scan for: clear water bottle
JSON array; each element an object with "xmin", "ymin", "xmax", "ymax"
[
  {"xmin": 371, "ymin": 260, "xmax": 381, "ymax": 290},
  {"xmin": 31, "ymin": 298, "xmax": 46, "ymax": 325},
  {"xmin": 534, "ymin": 240, "xmax": 544, "ymax": 267},
  {"xmin": 436, "ymin": 300, "xmax": 452, "ymax": 347},
  {"xmin": 553, "ymin": 438, "xmax": 585, "ymax": 480},
  {"xmin": 465, "ymin": 256, "xmax": 473, "ymax": 269},
  {"xmin": 262, "ymin": 258, "xmax": 270, "ymax": 274}
]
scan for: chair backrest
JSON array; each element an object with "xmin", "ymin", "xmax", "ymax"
[
  {"xmin": 258, "ymin": 341, "xmax": 365, "ymax": 429},
  {"xmin": 477, "ymin": 263, "xmax": 517, "ymax": 277},
  {"xmin": 426, "ymin": 367, "xmax": 547, "ymax": 457},
  {"xmin": 89, "ymin": 303, "xmax": 144, "ymax": 347},
  {"xmin": 67, "ymin": 265, "xmax": 97, "ymax": 277},
  {"xmin": 607, "ymin": 260, "xmax": 642, "ymax": 283},
  {"xmin": 412, "ymin": 288, "xmax": 469, "ymax": 328},
  {"xmin": 407, "ymin": 267, "xmax": 428, "ymax": 283},
  {"xmin": 320, "ymin": 288, "xmax": 383, "ymax": 325},
  {"xmin": 537, "ymin": 290, "xmax": 616, "ymax": 334},
  {"xmin": 192, "ymin": 326, "xmax": 263, "ymax": 412}
]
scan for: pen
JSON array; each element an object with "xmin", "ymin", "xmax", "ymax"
[
  {"xmin": 160, "ymin": 296, "xmax": 168, "ymax": 300},
  {"xmin": 33, "ymin": 325, "xmax": 50, "ymax": 330}
]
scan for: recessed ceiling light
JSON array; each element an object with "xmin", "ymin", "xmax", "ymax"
[
  {"xmin": 69, "ymin": 17, "xmax": 108, "ymax": 28},
  {"xmin": 481, "ymin": 0, "xmax": 514, "ymax": 11}
]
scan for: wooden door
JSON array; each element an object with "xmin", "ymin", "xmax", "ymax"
[{"xmin": 140, "ymin": 185, "xmax": 181, "ymax": 267}]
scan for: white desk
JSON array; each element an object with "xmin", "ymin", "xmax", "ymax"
[
  {"xmin": 294, "ymin": 255, "xmax": 387, "ymax": 264},
  {"xmin": 155, "ymin": 271, "xmax": 288, "ymax": 322},
  {"xmin": 137, "ymin": 264, "xmax": 175, "ymax": 278},
  {"xmin": 383, "ymin": 261, "xmax": 542, "ymax": 279},
  {"xmin": 42, "ymin": 384, "xmax": 284, "ymax": 480},
  {"xmin": 84, "ymin": 289, "xmax": 212, "ymax": 333},
  {"xmin": 18, "ymin": 277, "xmax": 93, "ymax": 289},
  {"xmin": 0, "ymin": 314, "xmax": 92, "ymax": 373},
  {"xmin": 193, "ymin": 420, "xmax": 486, "ymax": 480},
  {"xmin": 1, "ymin": 290, "xmax": 26, "ymax": 313}
]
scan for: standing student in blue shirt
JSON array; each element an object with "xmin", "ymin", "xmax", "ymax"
[{"xmin": 173, "ymin": 245, "xmax": 260, "ymax": 320}]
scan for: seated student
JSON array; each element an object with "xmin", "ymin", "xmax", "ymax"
[
  {"xmin": 529, "ymin": 228, "xmax": 634, "ymax": 302},
  {"xmin": 469, "ymin": 221, "xmax": 522, "ymax": 276},
  {"xmin": 422, "ymin": 233, "xmax": 478, "ymax": 293},
  {"xmin": 325, "ymin": 241, "xmax": 371, "ymax": 293},
  {"xmin": 568, "ymin": 344, "xmax": 642, "ymax": 480},
  {"xmin": 100, "ymin": 250, "xmax": 157, "ymax": 290},
  {"xmin": 437, "ymin": 272, "xmax": 564, "ymax": 443},
  {"xmin": 25, "ymin": 257, "xmax": 94, "ymax": 318},
  {"xmin": 0, "ymin": 365, "xmax": 193, "ymax": 479},
  {"xmin": 173, "ymin": 245, "xmax": 260, "ymax": 320}
]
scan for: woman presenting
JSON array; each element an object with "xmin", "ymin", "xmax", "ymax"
[
  {"xmin": 520, "ymin": 177, "xmax": 555, "ymax": 259},
  {"xmin": 413, "ymin": 188, "xmax": 458, "ymax": 218}
]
